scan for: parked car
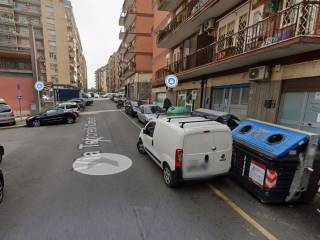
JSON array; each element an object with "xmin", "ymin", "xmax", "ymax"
[
  {"xmin": 94, "ymin": 93, "xmax": 100, "ymax": 98},
  {"xmin": 137, "ymin": 117, "xmax": 233, "ymax": 187},
  {"xmin": 0, "ymin": 168, "xmax": 4, "ymax": 204},
  {"xmin": 0, "ymin": 145, "xmax": 3, "ymax": 164},
  {"xmin": 26, "ymin": 108, "xmax": 77, "ymax": 127},
  {"xmin": 192, "ymin": 109, "xmax": 240, "ymax": 130},
  {"xmin": 69, "ymin": 98, "xmax": 86, "ymax": 111},
  {"xmin": 0, "ymin": 104, "xmax": 15, "ymax": 126},
  {"xmin": 56, "ymin": 102, "xmax": 80, "ymax": 117},
  {"xmin": 80, "ymin": 93, "xmax": 94, "ymax": 106},
  {"xmin": 0, "ymin": 98, "xmax": 7, "ymax": 105},
  {"xmin": 137, "ymin": 105, "xmax": 164, "ymax": 124},
  {"xmin": 125, "ymin": 100, "xmax": 140, "ymax": 117}
]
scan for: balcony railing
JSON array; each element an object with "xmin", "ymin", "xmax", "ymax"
[
  {"xmin": 156, "ymin": 1, "xmax": 320, "ymax": 81},
  {"xmin": 0, "ymin": 0, "xmax": 13, "ymax": 6},
  {"xmin": 0, "ymin": 59, "xmax": 32, "ymax": 72},
  {"xmin": 157, "ymin": 0, "xmax": 209, "ymax": 43}
]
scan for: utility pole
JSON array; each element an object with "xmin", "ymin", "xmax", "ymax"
[{"xmin": 29, "ymin": 24, "xmax": 41, "ymax": 113}]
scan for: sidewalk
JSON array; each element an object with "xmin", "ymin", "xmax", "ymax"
[{"xmin": 0, "ymin": 116, "xmax": 27, "ymax": 130}]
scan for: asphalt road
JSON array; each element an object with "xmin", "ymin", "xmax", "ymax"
[{"xmin": 0, "ymin": 99, "xmax": 319, "ymax": 240}]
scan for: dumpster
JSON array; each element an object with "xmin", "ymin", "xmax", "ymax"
[
  {"xmin": 232, "ymin": 119, "xmax": 320, "ymax": 203},
  {"xmin": 192, "ymin": 109, "xmax": 240, "ymax": 130},
  {"xmin": 167, "ymin": 106, "xmax": 191, "ymax": 116}
]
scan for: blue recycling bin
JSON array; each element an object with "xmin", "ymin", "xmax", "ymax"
[{"xmin": 232, "ymin": 119, "xmax": 320, "ymax": 203}]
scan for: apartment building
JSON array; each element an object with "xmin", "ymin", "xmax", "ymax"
[
  {"xmin": 119, "ymin": 0, "xmax": 154, "ymax": 100},
  {"xmin": 153, "ymin": 0, "xmax": 320, "ymax": 133},
  {"xmin": 0, "ymin": 0, "xmax": 86, "ymax": 86},
  {"xmin": 95, "ymin": 65, "xmax": 107, "ymax": 93},
  {"xmin": 42, "ymin": 0, "xmax": 86, "ymax": 88}
]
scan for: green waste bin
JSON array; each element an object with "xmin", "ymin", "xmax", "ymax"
[{"xmin": 167, "ymin": 106, "xmax": 191, "ymax": 116}]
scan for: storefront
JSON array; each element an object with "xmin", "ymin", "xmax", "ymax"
[
  {"xmin": 211, "ymin": 83, "xmax": 249, "ymax": 120},
  {"xmin": 176, "ymin": 89, "xmax": 201, "ymax": 111},
  {"xmin": 155, "ymin": 92, "xmax": 166, "ymax": 107}
]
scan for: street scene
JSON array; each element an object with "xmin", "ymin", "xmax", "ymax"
[
  {"xmin": 1, "ymin": 0, "xmax": 320, "ymax": 240},
  {"xmin": 0, "ymin": 99, "xmax": 319, "ymax": 240}
]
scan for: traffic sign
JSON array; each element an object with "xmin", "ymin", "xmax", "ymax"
[
  {"xmin": 165, "ymin": 75, "xmax": 178, "ymax": 88},
  {"xmin": 17, "ymin": 96, "xmax": 23, "ymax": 100},
  {"xmin": 34, "ymin": 81, "xmax": 44, "ymax": 91}
]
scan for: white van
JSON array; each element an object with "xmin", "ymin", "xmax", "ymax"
[{"xmin": 137, "ymin": 117, "xmax": 232, "ymax": 187}]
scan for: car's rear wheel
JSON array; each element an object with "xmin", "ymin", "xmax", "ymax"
[
  {"xmin": 0, "ymin": 177, "xmax": 4, "ymax": 204},
  {"xmin": 66, "ymin": 117, "xmax": 74, "ymax": 124},
  {"xmin": 163, "ymin": 164, "xmax": 179, "ymax": 188},
  {"xmin": 33, "ymin": 120, "xmax": 41, "ymax": 127},
  {"xmin": 137, "ymin": 138, "xmax": 146, "ymax": 154}
]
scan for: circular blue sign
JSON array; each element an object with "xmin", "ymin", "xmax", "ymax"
[
  {"xmin": 165, "ymin": 75, "xmax": 178, "ymax": 88},
  {"xmin": 34, "ymin": 81, "xmax": 44, "ymax": 91}
]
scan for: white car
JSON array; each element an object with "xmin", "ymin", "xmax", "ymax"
[
  {"xmin": 137, "ymin": 117, "xmax": 232, "ymax": 187},
  {"xmin": 137, "ymin": 105, "xmax": 164, "ymax": 124},
  {"xmin": 56, "ymin": 102, "xmax": 80, "ymax": 117}
]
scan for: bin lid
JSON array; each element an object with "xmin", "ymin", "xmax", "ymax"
[
  {"xmin": 167, "ymin": 106, "xmax": 191, "ymax": 116},
  {"xmin": 232, "ymin": 120, "xmax": 309, "ymax": 158}
]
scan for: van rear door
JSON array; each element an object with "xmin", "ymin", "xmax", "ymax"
[{"xmin": 182, "ymin": 129, "xmax": 232, "ymax": 179}]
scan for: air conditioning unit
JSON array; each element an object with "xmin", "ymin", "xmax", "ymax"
[{"xmin": 248, "ymin": 66, "xmax": 271, "ymax": 81}]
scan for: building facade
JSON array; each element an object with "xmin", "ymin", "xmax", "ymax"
[
  {"xmin": 153, "ymin": 0, "xmax": 320, "ymax": 133},
  {"xmin": 95, "ymin": 65, "xmax": 107, "ymax": 93},
  {"xmin": 0, "ymin": 0, "xmax": 87, "ymax": 90},
  {"xmin": 119, "ymin": 0, "xmax": 154, "ymax": 100}
]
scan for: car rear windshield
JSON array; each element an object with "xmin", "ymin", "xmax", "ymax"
[
  {"xmin": 145, "ymin": 106, "xmax": 161, "ymax": 114},
  {"xmin": 0, "ymin": 105, "xmax": 11, "ymax": 113},
  {"xmin": 131, "ymin": 101, "xmax": 139, "ymax": 107}
]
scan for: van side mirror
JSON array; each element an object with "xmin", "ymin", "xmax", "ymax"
[{"xmin": 143, "ymin": 128, "xmax": 148, "ymax": 135}]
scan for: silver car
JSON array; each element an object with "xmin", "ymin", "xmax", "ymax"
[
  {"xmin": 137, "ymin": 105, "xmax": 164, "ymax": 124},
  {"xmin": 0, "ymin": 104, "xmax": 15, "ymax": 125}
]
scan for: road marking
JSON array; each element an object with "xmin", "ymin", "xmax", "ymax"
[
  {"xmin": 82, "ymin": 109, "xmax": 120, "ymax": 115},
  {"xmin": 120, "ymin": 110, "xmax": 142, "ymax": 130},
  {"xmin": 120, "ymin": 107, "xmax": 278, "ymax": 240},
  {"xmin": 208, "ymin": 185, "xmax": 278, "ymax": 240}
]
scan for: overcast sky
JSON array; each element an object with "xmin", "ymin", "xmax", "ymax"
[{"xmin": 71, "ymin": 0, "xmax": 123, "ymax": 89}]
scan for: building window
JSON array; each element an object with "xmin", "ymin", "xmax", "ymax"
[
  {"xmin": 49, "ymin": 52, "xmax": 56, "ymax": 60},
  {"xmin": 217, "ymin": 26, "xmax": 226, "ymax": 51},
  {"xmin": 49, "ymin": 40, "xmax": 56, "ymax": 46}
]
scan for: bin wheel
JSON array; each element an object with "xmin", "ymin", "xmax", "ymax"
[{"xmin": 298, "ymin": 175, "xmax": 319, "ymax": 204}]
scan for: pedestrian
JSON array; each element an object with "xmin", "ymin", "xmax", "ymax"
[{"xmin": 163, "ymin": 98, "xmax": 172, "ymax": 112}]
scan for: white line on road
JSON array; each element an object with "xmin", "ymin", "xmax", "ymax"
[
  {"xmin": 82, "ymin": 109, "xmax": 120, "ymax": 115},
  {"xmin": 120, "ymin": 110, "xmax": 142, "ymax": 130}
]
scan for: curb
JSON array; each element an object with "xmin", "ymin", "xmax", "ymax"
[{"xmin": 0, "ymin": 124, "xmax": 26, "ymax": 130}]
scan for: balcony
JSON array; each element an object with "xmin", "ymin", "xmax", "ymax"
[
  {"xmin": 157, "ymin": 0, "xmax": 184, "ymax": 11},
  {"xmin": 155, "ymin": 2, "xmax": 320, "ymax": 83},
  {"xmin": 157, "ymin": 0, "xmax": 243, "ymax": 48},
  {"xmin": 0, "ymin": 0, "xmax": 13, "ymax": 7},
  {"xmin": 14, "ymin": 5, "xmax": 41, "ymax": 16},
  {"xmin": 0, "ymin": 59, "xmax": 32, "ymax": 74},
  {"xmin": 119, "ymin": 7, "xmax": 136, "ymax": 27},
  {"xmin": 120, "ymin": 61, "xmax": 136, "ymax": 80},
  {"xmin": 119, "ymin": 24, "xmax": 136, "ymax": 43},
  {"xmin": 122, "ymin": 0, "xmax": 134, "ymax": 12},
  {"xmin": 0, "ymin": 16, "xmax": 14, "ymax": 25}
]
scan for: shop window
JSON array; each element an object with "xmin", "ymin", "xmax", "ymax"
[
  {"xmin": 213, "ymin": 89, "xmax": 224, "ymax": 104},
  {"xmin": 241, "ymin": 87, "xmax": 249, "ymax": 105},
  {"xmin": 231, "ymin": 88, "xmax": 241, "ymax": 104}
]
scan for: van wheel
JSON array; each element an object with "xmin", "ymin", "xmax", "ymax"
[
  {"xmin": 137, "ymin": 139, "xmax": 146, "ymax": 154},
  {"xmin": 163, "ymin": 164, "xmax": 179, "ymax": 188}
]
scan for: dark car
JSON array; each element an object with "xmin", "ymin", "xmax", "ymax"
[
  {"xmin": 26, "ymin": 108, "xmax": 77, "ymax": 127},
  {"xmin": 0, "ymin": 168, "xmax": 3, "ymax": 204},
  {"xmin": 125, "ymin": 100, "xmax": 140, "ymax": 117},
  {"xmin": 69, "ymin": 98, "xmax": 86, "ymax": 111},
  {"xmin": 0, "ymin": 145, "xmax": 3, "ymax": 164},
  {"xmin": 191, "ymin": 108, "xmax": 240, "ymax": 130}
]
